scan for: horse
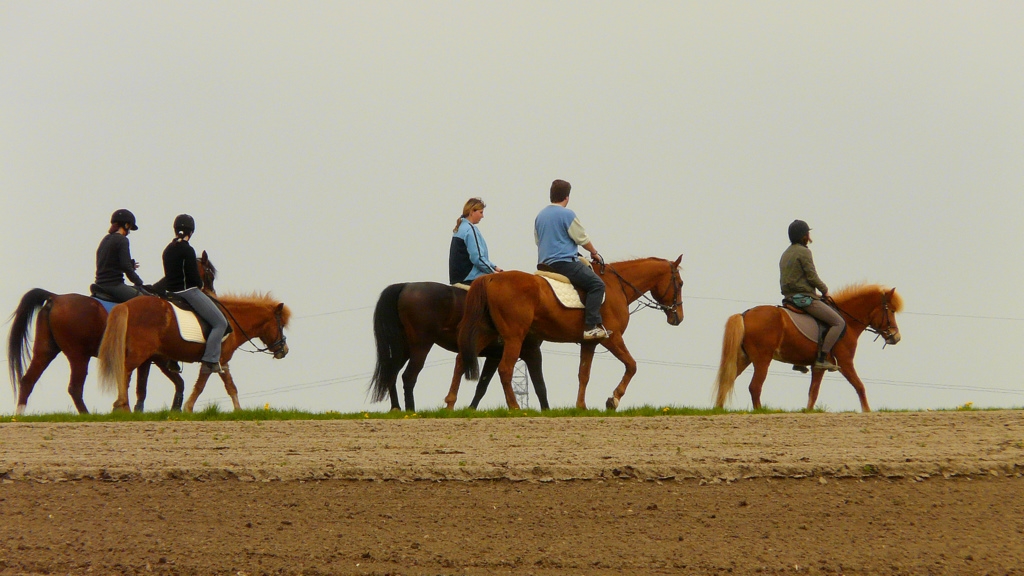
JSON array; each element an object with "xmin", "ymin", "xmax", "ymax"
[
  {"xmin": 97, "ymin": 292, "xmax": 290, "ymax": 412},
  {"xmin": 457, "ymin": 256, "xmax": 683, "ymax": 411},
  {"xmin": 6, "ymin": 253, "xmax": 217, "ymax": 414},
  {"xmin": 712, "ymin": 284, "xmax": 902, "ymax": 412},
  {"xmin": 369, "ymin": 282, "xmax": 549, "ymax": 412}
]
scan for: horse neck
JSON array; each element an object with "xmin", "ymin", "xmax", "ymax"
[
  {"xmin": 221, "ymin": 300, "xmax": 275, "ymax": 338},
  {"xmin": 835, "ymin": 292, "xmax": 879, "ymax": 335},
  {"xmin": 609, "ymin": 259, "xmax": 666, "ymax": 303}
]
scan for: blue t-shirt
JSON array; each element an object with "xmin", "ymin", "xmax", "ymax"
[{"xmin": 535, "ymin": 205, "xmax": 582, "ymax": 264}]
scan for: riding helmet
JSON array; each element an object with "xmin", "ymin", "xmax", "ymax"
[
  {"xmin": 110, "ymin": 209, "xmax": 139, "ymax": 231},
  {"xmin": 173, "ymin": 214, "xmax": 196, "ymax": 235},
  {"xmin": 788, "ymin": 219, "xmax": 811, "ymax": 244}
]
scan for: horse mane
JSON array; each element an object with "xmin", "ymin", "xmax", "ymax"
[
  {"xmin": 831, "ymin": 283, "xmax": 903, "ymax": 313},
  {"xmin": 218, "ymin": 292, "xmax": 292, "ymax": 326}
]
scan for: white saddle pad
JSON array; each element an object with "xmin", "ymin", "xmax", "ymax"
[
  {"xmin": 782, "ymin": 308, "xmax": 821, "ymax": 343},
  {"xmin": 452, "ymin": 283, "xmax": 471, "ymax": 291},
  {"xmin": 170, "ymin": 303, "xmax": 228, "ymax": 344},
  {"xmin": 535, "ymin": 272, "xmax": 605, "ymax": 310}
]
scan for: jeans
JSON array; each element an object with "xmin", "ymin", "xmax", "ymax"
[
  {"xmin": 547, "ymin": 260, "xmax": 606, "ymax": 328},
  {"xmin": 176, "ymin": 288, "xmax": 228, "ymax": 364}
]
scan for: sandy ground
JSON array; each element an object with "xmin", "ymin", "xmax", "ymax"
[{"xmin": 1, "ymin": 410, "xmax": 1023, "ymax": 575}]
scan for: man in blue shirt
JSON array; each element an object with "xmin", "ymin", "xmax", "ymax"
[{"xmin": 534, "ymin": 179, "xmax": 610, "ymax": 340}]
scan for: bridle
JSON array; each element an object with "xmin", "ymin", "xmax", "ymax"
[
  {"xmin": 829, "ymin": 291, "xmax": 898, "ymax": 346},
  {"xmin": 215, "ymin": 301, "xmax": 288, "ymax": 357},
  {"xmin": 605, "ymin": 261, "xmax": 683, "ymax": 323}
]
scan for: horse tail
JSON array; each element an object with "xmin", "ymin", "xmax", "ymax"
[
  {"xmin": 713, "ymin": 314, "xmax": 745, "ymax": 408},
  {"xmin": 368, "ymin": 283, "xmax": 408, "ymax": 403},
  {"xmin": 458, "ymin": 278, "xmax": 490, "ymax": 381},
  {"xmin": 7, "ymin": 288, "xmax": 55, "ymax": 395},
  {"xmin": 97, "ymin": 304, "xmax": 129, "ymax": 395}
]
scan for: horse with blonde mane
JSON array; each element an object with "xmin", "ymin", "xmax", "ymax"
[
  {"xmin": 98, "ymin": 292, "xmax": 290, "ymax": 412},
  {"xmin": 7, "ymin": 253, "xmax": 217, "ymax": 414},
  {"xmin": 713, "ymin": 284, "xmax": 902, "ymax": 412}
]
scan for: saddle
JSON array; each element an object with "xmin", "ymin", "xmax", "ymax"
[
  {"xmin": 779, "ymin": 297, "xmax": 843, "ymax": 373},
  {"xmin": 535, "ymin": 263, "xmax": 605, "ymax": 309},
  {"xmin": 90, "ymin": 283, "xmax": 231, "ymax": 343}
]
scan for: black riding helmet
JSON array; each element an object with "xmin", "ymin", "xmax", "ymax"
[
  {"xmin": 788, "ymin": 219, "xmax": 811, "ymax": 245},
  {"xmin": 110, "ymin": 209, "xmax": 139, "ymax": 231},
  {"xmin": 174, "ymin": 214, "xmax": 196, "ymax": 236}
]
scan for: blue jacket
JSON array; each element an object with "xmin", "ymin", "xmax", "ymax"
[{"xmin": 449, "ymin": 219, "xmax": 497, "ymax": 284}]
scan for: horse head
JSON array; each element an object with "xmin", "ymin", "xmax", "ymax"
[
  {"xmin": 260, "ymin": 302, "xmax": 291, "ymax": 359},
  {"xmin": 652, "ymin": 255, "xmax": 684, "ymax": 326},
  {"xmin": 870, "ymin": 287, "xmax": 901, "ymax": 346},
  {"xmin": 199, "ymin": 251, "xmax": 217, "ymax": 295}
]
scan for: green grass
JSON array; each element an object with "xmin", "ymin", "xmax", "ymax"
[{"xmin": 1, "ymin": 403, "xmax": 1018, "ymax": 423}]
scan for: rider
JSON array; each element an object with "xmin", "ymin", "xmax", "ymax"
[
  {"xmin": 161, "ymin": 214, "xmax": 229, "ymax": 374},
  {"xmin": 534, "ymin": 179, "xmax": 610, "ymax": 341},
  {"xmin": 449, "ymin": 197, "xmax": 502, "ymax": 285},
  {"xmin": 780, "ymin": 219, "xmax": 844, "ymax": 372},
  {"xmin": 94, "ymin": 209, "xmax": 146, "ymax": 302}
]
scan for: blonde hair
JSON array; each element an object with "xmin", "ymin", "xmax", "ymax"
[{"xmin": 453, "ymin": 197, "xmax": 486, "ymax": 232}]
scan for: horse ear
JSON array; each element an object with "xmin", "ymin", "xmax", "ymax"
[
  {"xmin": 275, "ymin": 303, "xmax": 285, "ymax": 314},
  {"xmin": 673, "ymin": 255, "xmax": 683, "ymax": 267},
  {"xmin": 201, "ymin": 250, "xmax": 209, "ymax": 262}
]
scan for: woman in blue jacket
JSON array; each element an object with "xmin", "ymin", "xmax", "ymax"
[{"xmin": 449, "ymin": 198, "xmax": 502, "ymax": 285}]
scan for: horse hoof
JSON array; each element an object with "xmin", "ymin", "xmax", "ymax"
[{"xmin": 605, "ymin": 397, "xmax": 619, "ymax": 411}]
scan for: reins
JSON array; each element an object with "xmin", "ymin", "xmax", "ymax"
[
  {"xmin": 827, "ymin": 292, "xmax": 895, "ymax": 346},
  {"xmin": 213, "ymin": 299, "xmax": 287, "ymax": 356},
  {"xmin": 604, "ymin": 261, "xmax": 683, "ymax": 317}
]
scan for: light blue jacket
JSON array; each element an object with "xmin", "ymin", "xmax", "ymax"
[{"xmin": 450, "ymin": 219, "xmax": 497, "ymax": 283}]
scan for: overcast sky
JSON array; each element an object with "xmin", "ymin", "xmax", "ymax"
[{"xmin": 3, "ymin": 1, "xmax": 1022, "ymax": 415}]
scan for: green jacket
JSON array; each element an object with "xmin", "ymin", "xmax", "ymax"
[{"xmin": 779, "ymin": 243, "xmax": 828, "ymax": 298}]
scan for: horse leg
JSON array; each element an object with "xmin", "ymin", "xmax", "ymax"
[
  {"xmin": 134, "ymin": 362, "xmax": 152, "ymax": 412},
  {"xmin": 15, "ymin": 345, "xmax": 60, "ymax": 415},
  {"xmin": 496, "ymin": 342, "xmax": 524, "ymax": 410},
  {"xmin": 596, "ymin": 338, "xmax": 637, "ymax": 411},
  {"xmin": 469, "ymin": 356, "xmax": 501, "ymax": 410},
  {"xmin": 183, "ymin": 371, "xmax": 216, "ymax": 413},
  {"xmin": 747, "ymin": 360, "xmax": 771, "ymax": 410},
  {"xmin": 574, "ymin": 342, "xmax": 599, "ymax": 409},
  {"xmin": 218, "ymin": 365, "xmax": 242, "ymax": 411},
  {"xmin": 152, "ymin": 362, "xmax": 186, "ymax": 412},
  {"xmin": 806, "ymin": 368, "xmax": 827, "ymax": 411},
  {"xmin": 838, "ymin": 363, "xmax": 871, "ymax": 413},
  {"xmin": 65, "ymin": 353, "xmax": 92, "ymax": 415},
  {"xmin": 400, "ymin": 345, "xmax": 432, "ymax": 413},
  {"xmin": 443, "ymin": 355, "xmax": 465, "ymax": 410},
  {"xmin": 520, "ymin": 342, "xmax": 549, "ymax": 411}
]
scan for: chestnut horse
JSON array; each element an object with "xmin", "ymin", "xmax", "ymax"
[
  {"xmin": 369, "ymin": 282, "xmax": 549, "ymax": 412},
  {"xmin": 6, "ymin": 253, "xmax": 216, "ymax": 414},
  {"xmin": 457, "ymin": 256, "xmax": 683, "ymax": 410},
  {"xmin": 713, "ymin": 284, "xmax": 902, "ymax": 412},
  {"xmin": 98, "ymin": 293, "xmax": 290, "ymax": 412}
]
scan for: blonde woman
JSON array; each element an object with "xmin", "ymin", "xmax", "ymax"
[{"xmin": 449, "ymin": 198, "xmax": 502, "ymax": 285}]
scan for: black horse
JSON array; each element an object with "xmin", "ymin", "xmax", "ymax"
[{"xmin": 369, "ymin": 282, "xmax": 549, "ymax": 412}]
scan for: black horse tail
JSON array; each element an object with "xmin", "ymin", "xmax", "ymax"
[
  {"xmin": 458, "ymin": 277, "xmax": 490, "ymax": 381},
  {"xmin": 368, "ymin": 283, "xmax": 409, "ymax": 403},
  {"xmin": 7, "ymin": 288, "xmax": 56, "ymax": 395}
]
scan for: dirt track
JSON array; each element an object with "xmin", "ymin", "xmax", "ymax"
[{"xmin": 2, "ymin": 411, "xmax": 1023, "ymax": 575}]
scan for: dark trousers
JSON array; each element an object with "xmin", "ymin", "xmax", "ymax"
[
  {"xmin": 176, "ymin": 288, "xmax": 228, "ymax": 364},
  {"xmin": 547, "ymin": 260, "xmax": 606, "ymax": 328}
]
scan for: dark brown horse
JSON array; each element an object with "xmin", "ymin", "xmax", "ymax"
[
  {"xmin": 713, "ymin": 284, "xmax": 902, "ymax": 412},
  {"xmin": 457, "ymin": 256, "xmax": 683, "ymax": 410},
  {"xmin": 6, "ymin": 253, "xmax": 216, "ymax": 414},
  {"xmin": 369, "ymin": 282, "xmax": 549, "ymax": 412},
  {"xmin": 98, "ymin": 292, "xmax": 290, "ymax": 412}
]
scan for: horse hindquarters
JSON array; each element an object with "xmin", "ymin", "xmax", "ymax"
[{"xmin": 368, "ymin": 283, "xmax": 409, "ymax": 406}]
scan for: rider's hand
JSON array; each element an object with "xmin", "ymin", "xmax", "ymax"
[{"xmin": 592, "ymin": 252, "xmax": 605, "ymax": 265}]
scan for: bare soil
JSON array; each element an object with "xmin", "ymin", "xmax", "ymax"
[{"xmin": 1, "ymin": 411, "xmax": 1023, "ymax": 575}]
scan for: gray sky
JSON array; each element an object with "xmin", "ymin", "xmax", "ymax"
[{"xmin": 3, "ymin": 1, "xmax": 1023, "ymax": 414}]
